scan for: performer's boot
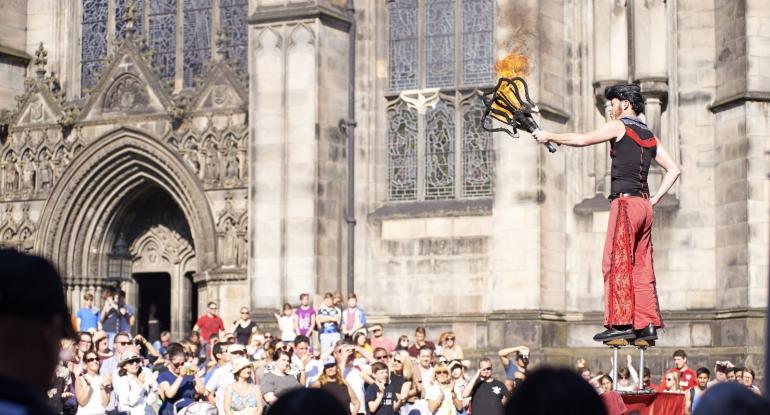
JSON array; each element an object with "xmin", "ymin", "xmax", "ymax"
[
  {"xmin": 635, "ymin": 323, "xmax": 657, "ymax": 341},
  {"xmin": 593, "ymin": 326, "xmax": 636, "ymax": 342}
]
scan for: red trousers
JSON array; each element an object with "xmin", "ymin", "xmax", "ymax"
[{"xmin": 602, "ymin": 196, "xmax": 663, "ymax": 330}]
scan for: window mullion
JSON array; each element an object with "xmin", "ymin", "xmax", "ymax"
[
  {"xmin": 454, "ymin": 0, "xmax": 463, "ymax": 199},
  {"xmin": 108, "ymin": 0, "xmax": 117, "ymax": 52},
  {"xmin": 454, "ymin": 93, "xmax": 463, "ymax": 199},
  {"xmin": 417, "ymin": 112, "xmax": 426, "ymax": 201},
  {"xmin": 418, "ymin": 0, "xmax": 426, "ymax": 89}
]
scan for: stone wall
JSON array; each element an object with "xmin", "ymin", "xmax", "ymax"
[{"xmin": 0, "ymin": 0, "xmax": 27, "ymax": 110}]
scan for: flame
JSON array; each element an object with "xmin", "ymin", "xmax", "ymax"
[
  {"xmin": 494, "ymin": 53, "xmax": 529, "ymax": 78},
  {"xmin": 490, "ymin": 53, "xmax": 529, "ymax": 119}
]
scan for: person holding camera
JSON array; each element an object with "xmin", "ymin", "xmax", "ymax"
[
  {"xmin": 497, "ymin": 346, "xmax": 529, "ymax": 381},
  {"xmin": 157, "ymin": 343, "xmax": 206, "ymax": 415}
]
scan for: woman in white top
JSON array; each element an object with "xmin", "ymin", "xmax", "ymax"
[
  {"xmin": 114, "ymin": 350, "xmax": 159, "ymax": 415},
  {"xmin": 425, "ymin": 363, "xmax": 463, "ymax": 415},
  {"xmin": 274, "ymin": 303, "xmax": 296, "ymax": 342},
  {"xmin": 75, "ymin": 351, "xmax": 110, "ymax": 415}
]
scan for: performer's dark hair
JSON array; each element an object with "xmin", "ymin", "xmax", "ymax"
[
  {"xmin": 604, "ymin": 83, "xmax": 644, "ymax": 115},
  {"xmin": 672, "ymin": 349, "xmax": 687, "ymax": 359}
]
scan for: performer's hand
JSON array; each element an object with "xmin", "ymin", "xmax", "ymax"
[
  {"xmin": 533, "ymin": 130, "xmax": 550, "ymax": 144},
  {"xmin": 649, "ymin": 195, "xmax": 660, "ymax": 206}
]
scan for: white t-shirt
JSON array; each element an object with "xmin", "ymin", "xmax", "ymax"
[
  {"xmin": 279, "ymin": 316, "xmax": 295, "ymax": 341},
  {"xmin": 77, "ymin": 374, "xmax": 106, "ymax": 415},
  {"xmin": 344, "ymin": 362, "xmax": 370, "ymax": 415},
  {"xmin": 113, "ymin": 371, "xmax": 157, "ymax": 415},
  {"xmin": 425, "ymin": 384, "xmax": 458, "ymax": 415},
  {"xmin": 205, "ymin": 363, "xmax": 234, "ymax": 413}
]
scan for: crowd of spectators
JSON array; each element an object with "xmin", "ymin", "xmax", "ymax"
[
  {"xmin": 0, "ymin": 249, "xmax": 766, "ymax": 415},
  {"xmin": 55, "ymin": 289, "xmax": 766, "ymax": 415}
]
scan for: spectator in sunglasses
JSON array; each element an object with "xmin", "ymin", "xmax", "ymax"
[
  {"xmin": 369, "ymin": 324, "xmax": 395, "ymax": 353},
  {"xmin": 157, "ymin": 343, "xmax": 205, "ymax": 415},
  {"xmin": 389, "ymin": 350, "xmax": 415, "ymax": 412},
  {"xmin": 75, "ymin": 351, "xmax": 110, "ymax": 414},
  {"xmin": 441, "ymin": 332, "xmax": 463, "ymax": 361},
  {"xmin": 231, "ymin": 307, "xmax": 258, "ymax": 346},
  {"xmin": 114, "ymin": 349, "xmax": 158, "ymax": 415},
  {"xmin": 497, "ymin": 345, "xmax": 529, "ymax": 381},
  {"xmin": 427, "ymin": 363, "xmax": 464, "ymax": 415},
  {"xmin": 463, "ymin": 357, "xmax": 509, "ymax": 415}
]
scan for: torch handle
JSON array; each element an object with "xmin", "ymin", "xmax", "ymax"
[{"xmin": 533, "ymin": 128, "xmax": 558, "ymax": 153}]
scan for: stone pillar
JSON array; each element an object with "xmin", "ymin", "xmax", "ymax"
[
  {"xmin": 710, "ymin": 0, "xmax": 769, "ymax": 375},
  {"xmin": 248, "ymin": 5, "xmax": 350, "ymax": 310},
  {"xmin": 170, "ymin": 269, "xmax": 186, "ymax": 339}
]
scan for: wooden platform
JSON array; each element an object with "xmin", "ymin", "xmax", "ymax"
[{"xmin": 603, "ymin": 338, "xmax": 656, "ymax": 347}]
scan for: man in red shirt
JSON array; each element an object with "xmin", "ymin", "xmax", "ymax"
[
  {"xmin": 369, "ymin": 324, "xmax": 395, "ymax": 352},
  {"xmin": 660, "ymin": 349, "xmax": 697, "ymax": 391},
  {"xmin": 193, "ymin": 301, "xmax": 225, "ymax": 343}
]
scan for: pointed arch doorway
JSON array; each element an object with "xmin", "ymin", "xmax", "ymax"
[{"xmin": 36, "ymin": 128, "xmax": 217, "ymax": 340}]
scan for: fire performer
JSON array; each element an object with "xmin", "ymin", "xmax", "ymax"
[{"xmin": 533, "ymin": 84, "xmax": 680, "ymax": 342}]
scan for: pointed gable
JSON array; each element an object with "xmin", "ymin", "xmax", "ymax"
[
  {"xmin": 190, "ymin": 59, "xmax": 248, "ymax": 114},
  {"xmin": 5, "ymin": 49, "xmax": 67, "ymax": 130},
  {"xmin": 78, "ymin": 37, "xmax": 174, "ymax": 122}
]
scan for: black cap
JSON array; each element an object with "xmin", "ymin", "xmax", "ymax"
[{"xmin": 0, "ymin": 249, "xmax": 74, "ymax": 338}]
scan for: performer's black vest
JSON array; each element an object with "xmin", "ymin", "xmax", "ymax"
[{"xmin": 610, "ymin": 117, "xmax": 657, "ymax": 195}]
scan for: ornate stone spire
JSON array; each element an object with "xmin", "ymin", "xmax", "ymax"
[
  {"xmin": 215, "ymin": 28, "xmax": 230, "ymax": 62},
  {"xmin": 33, "ymin": 43, "xmax": 48, "ymax": 79},
  {"xmin": 124, "ymin": 0, "xmax": 136, "ymax": 38}
]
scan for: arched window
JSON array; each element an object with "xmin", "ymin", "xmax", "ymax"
[
  {"xmin": 79, "ymin": 0, "xmax": 249, "ymax": 93},
  {"xmin": 386, "ymin": 0, "xmax": 495, "ymax": 201}
]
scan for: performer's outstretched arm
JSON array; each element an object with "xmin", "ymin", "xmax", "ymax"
[
  {"xmin": 649, "ymin": 143, "xmax": 681, "ymax": 206},
  {"xmin": 533, "ymin": 120, "xmax": 625, "ymax": 147}
]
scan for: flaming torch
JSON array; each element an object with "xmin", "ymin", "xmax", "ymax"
[{"xmin": 481, "ymin": 53, "xmax": 557, "ymax": 153}]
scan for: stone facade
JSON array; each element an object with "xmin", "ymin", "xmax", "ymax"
[{"xmin": 0, "ymin": 0, "xmax": 766, "ymax": 379}]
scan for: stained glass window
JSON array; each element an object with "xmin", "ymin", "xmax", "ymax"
[
  {"xmin": 183, "ymin": 0, "xmax": 213, "ymax": 87},
  {"xmin": 462, "ymin": 0, "xmax": 494, "ymax": 85},
  {"xmin": 425, "ymin": 100, "xmax": 455, "ymax": 199},
  {"xmin": 425, "ymin": 0, "xmax": 455, "ymax": 88},
  {"xmin": 148, "ymin": 0, "xmax": 177, "ymax": 80},
  {"xmin": 388, "ymin": 0, "xmax": 419, "ymax": 91},
  {"xmin": 387, "ymin": 0, "xmax": 495, "ymax": 201},
  {"xmin": 388, "ymin": 101, "xmax": 419, "ymax": 201},
  {"xmin": 115, "ymin": 0, "xmax": 144, "ymax": 38},
  {"xmin": 81, "ymin": 0, "xmax": 109, "ymax": 92},
  {"xmin": 462, "ymin": 97, "xmax": 493, "ymax": 196},
  {"xmin": 220, "ymin": 0, "xmax": 249, "ymax": 72}
]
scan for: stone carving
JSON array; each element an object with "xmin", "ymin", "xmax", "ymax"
[
  {"xmin": 30, "ymin": 102, "xmax": 44, "ymax": 121},
  {"xmin": 130, "ymin": 224, "xmax": 195, "ymax": 272},
  {"xmin": 4, "ymin": 159, "xmax": 19, "ymax": 194},
  {"xmin": 0, "ymin": 203, "xmax": 36, "ymax": 250},
  {"xmin": 21, "ymin": 161, "xmax": 36, "ymax": 193},
  {"xmin": 216, "ymin": 193, "xmax": 246, "ymax": 267},
  {"xmin": 39, "ymin": 154, "xmax": 53, "ymax": 191},
  {"xmin": 184, "ymin": 146, "xmax": 201, "ymax": 176},
  {"xmin": 204, "ymin": 143, "xmax": 220, "ymax": 182},
  {"xmin": 212, "ymin": 85, "xmax": 228, "ymax": 107},
  {"xmin": 103, "ymin": 74, "xmax": 149, "ymax": 111},
  {"xmin": 224, "ymin": 142, "xmax": 239, "ymax": 180}
]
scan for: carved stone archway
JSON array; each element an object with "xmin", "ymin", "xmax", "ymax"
[{"xmin": 36, "ymin": 127, "xmax": 217, "ymax": 326}]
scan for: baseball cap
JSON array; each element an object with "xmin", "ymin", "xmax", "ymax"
[{"xmin": 0, "ymin": 249, "xmax": 74, "ymax": 339}]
